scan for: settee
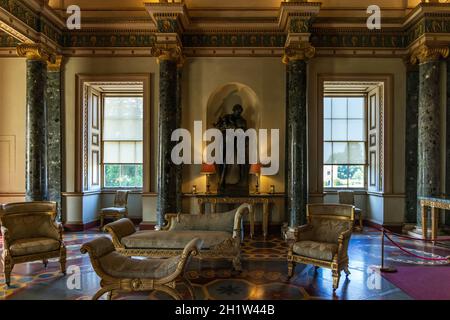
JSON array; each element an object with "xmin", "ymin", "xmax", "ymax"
[{"xmin": 105, "ymin": 203, "xmax": 251, "ymax": 271}]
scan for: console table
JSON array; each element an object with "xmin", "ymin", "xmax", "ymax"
[
  {"xmin": 190, "ymin": 193, "xmax": 285, "ymax": 240},
  {"xmin": 419, "ymin": 196, "xmax": 450, "ymax": 244}
]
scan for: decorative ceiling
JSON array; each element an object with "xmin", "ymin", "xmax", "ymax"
[{"xmin": 0, "ymin": 0, "xmax": 449, "ymax": 58}]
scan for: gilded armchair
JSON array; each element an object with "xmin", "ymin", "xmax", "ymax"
[
  {"xmin": 287, "ymin": 204, "xmax": 355, "ymax": 291},
  {"xmin": 0, "ymin": 202, "xmax": 66, "ymax": 286},
  {"xmin": 99, "ymin": 190, "xmax": 129, "ymax": 230},
  {"xmin": 81, "ymin": 236, "xmax": 202, "ymax": 300}
]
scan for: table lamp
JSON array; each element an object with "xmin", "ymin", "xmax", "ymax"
[
  {"xmin": 200, "ymin": 163, "xmax": 216, "ymax": 194},
  {"xmin": 249, "ymin": 163, "xmax": 262, "ymax": 194}
]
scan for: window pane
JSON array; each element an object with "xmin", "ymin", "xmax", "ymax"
[
  {"xmin": 104, "ymin": 97, "xmax": 143, "ymax": 141},
  {"xmin": 323, "ymin": 94, "xmax": 368, "ymax": 189},
  {"xmin": 348, "ymin": 97, "xmax": 365, "ymax": 118},
  {"xmin": 324, "ymin": 142, "xmax": 332, "ymax": 164},
  {"xmin": 324, "ymin": 98, "xmax": 332, "ymax": 118},
  {"xmin": 332, "ymin": 98, "xmax": 347, "ymax": 118},
  {"xmin": 323, "ymin": 165, "xmax": 332, "ymax": 188},
  {"xmin": 333, "ymin": 165, "xmax": 349, "ymax": 187},
  {"xmin": 120, "ymin": 165, "xmax": 137, "ymax": 187},
  {"xmin": 324, "ymin": 119, "xmax": 332, "ymax": 141},
  {"xmin": 348, "ymin": 119, "xmax": 365, "ymax": 141},
  {"xmin": 332, "ymin": 142, "xmax": 348, "ymax": 164},
  {"xmin": 104, "ymin": 142, "xmax": 120, "ymax": 163},
  {"xmin": 349, "ymin": 142, "xmax": 366, "ymax": 164},
  {"xmin": 332, "ymin": 119, "xmax": 347, "ymax": 141},
  {"xmin": 136, "ymin": 165, "xmax": 143, "ymax": 188},
  {"xmin": 104, "ymin": 165, "xmax": 120, "ymax": 187},
  {"xmin": 348, "ymin": 165, "xmax": 365, "ymax": 188}
]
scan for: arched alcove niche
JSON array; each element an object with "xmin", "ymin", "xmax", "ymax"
[{"xmin": 206, "ymin": 82, "xmax": 261, "ymax": 131}]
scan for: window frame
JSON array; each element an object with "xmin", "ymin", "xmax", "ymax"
[
  {"xmin": 101, "ymin": 92, "xmax": 144, "ymax": 190},
  {"xmin": 323, "ymin": 93, "xmax": 368, "ymax": 190}
]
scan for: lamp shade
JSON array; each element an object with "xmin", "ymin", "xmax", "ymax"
[
  {"xmin": 249, "ymin": 163, "xmax": 261, "ymax": 175},
  {"xmin": 200, "ymin": 163, "xmax": 216, "ymax": 175}
]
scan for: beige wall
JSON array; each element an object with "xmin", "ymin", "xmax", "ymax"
[{"xmin": 0, "ymin": 58, "xmax": 26, "ymax": 204}]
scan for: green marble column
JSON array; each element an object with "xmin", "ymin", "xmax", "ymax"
[
  {"xmin": 404, "ymin": 64, "xmax": 419, "ymax": 224},
  {"xmin": 18, "ymin": 47, "xmax": 49, "ymax": 202},
  {"xmin": 175, "ymin": 67, "xmax": 183, "ymax": 213},
  {"xmin": 416, "ymin": 59, "xmax": 442, "ymax": 225},
  {"xmin": 156, "ymin": 58, "xmax": 179, "ymax": 226},
  {"xmin": 46, "ymin": 57, "xmax": 63, "ymax": 221},
  {"xmin": 286, "ymin": 59, "xmax": 308, "ymax": 228},
  {"xmin": 446, "ymin": 59, "xmax": 450, "ymax": 226}
]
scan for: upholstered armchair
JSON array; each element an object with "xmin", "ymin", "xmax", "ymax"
[
  {"xmin": 338, "ymin": 190, "xmax": 363, "ymax": 231},
  {"xmin": 99, "ymin": 190, "xmax": 129, "ymax": 230},
  {"xmin": 0, "ymin": 202, "xmax": 66, "ymax": 286},
  {"xmin": 287, "ymin": 204, "xmax": 355, "ymax": 291},
  {"xmin": 81, "ymin": 236, "xmax": 202, "ymax": 300}
]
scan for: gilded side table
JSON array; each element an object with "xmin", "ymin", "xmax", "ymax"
[
  {"xmin": 193, "ymin": 194, "xmax": 282, "ymax": 239},
  {"xmin": 419, "ymin": 196, "xmax": 450, "ymax": 244}
]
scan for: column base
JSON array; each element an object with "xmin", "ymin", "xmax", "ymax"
[{"xmin": 407, "ymin": 226, "xmax": 449, "ymax": 239}]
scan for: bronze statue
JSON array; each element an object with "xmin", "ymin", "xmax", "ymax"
[{"xmin": 214, "ymin": 104, "xmax": 249, "ymax": 196}]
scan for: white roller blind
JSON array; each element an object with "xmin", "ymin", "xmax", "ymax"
[
  {"xmin": 104, "ymin": 141, "xmax": 143, "ymax": 164},
  {"xmin": 103, "ymin": 97, "xmax": 143, "ymax": 141},
  {"xmin": 103, "ymin": 96, "xmax": 143, "ymax": 164}
]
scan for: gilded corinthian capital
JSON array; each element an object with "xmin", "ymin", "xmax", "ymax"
[
  {"xmin": 47, "ymin": 55, "xmax": 64, "ymax": 72},
  {"xmin": 282, "ymin": 42, "xmax": 315, "ymax": 64},
  {"xmin": 16, "ymin": 43, "xmax": 56, "ymax": 63},
  {"xmin": 410, "ymin": 44, "xmax": 449, "ymax": 65},
  {"xmin": 151, "ymin": 43, "xmax": 184, "ymax": 66}
]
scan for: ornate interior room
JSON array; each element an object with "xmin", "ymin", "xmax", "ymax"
[{"xmin": 0, "ymin": 0, "xmax": 450, "ymax": 301}]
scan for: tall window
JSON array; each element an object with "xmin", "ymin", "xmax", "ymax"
[
  {"xmin": 103, "ymin": 96, "xmax": 143, "ymax": 188},
  {"xmin": 323, "ymin": 96, "xmax": 366, "ymax": 188}
]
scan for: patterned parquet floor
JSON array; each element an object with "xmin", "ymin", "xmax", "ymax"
[{"xmin": 1, "ymin": 228, "xmax": 449, "ymax": 300}]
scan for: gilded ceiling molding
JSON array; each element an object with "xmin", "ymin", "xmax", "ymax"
[
  {"xmin": 16, "ymin": 43, "xmax": 55, "ymax": 63},
  {"xmin": 282, "ymin": 41, "xmax": 315, "ymax": 64},
  {"xmin": 47, "ymin": 55, "xmax": 63, "ymax": 72},
  {"xmin": 0, "ymin": 21, "xmax": 32, "ymax": 44},
  {"xmin": 410, "ymin": 44, "xmax": 449, "ymax": 64}
]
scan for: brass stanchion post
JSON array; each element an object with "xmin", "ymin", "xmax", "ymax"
[{"xmin": 380, "ymin": 228, "xmax": 397, "ymax": 273}]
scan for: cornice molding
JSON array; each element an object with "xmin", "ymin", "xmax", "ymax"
[{"xmin": 1, "ymin": 1, "xmax": 449, "ymax": 59}]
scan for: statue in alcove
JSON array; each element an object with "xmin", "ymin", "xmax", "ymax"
[{"xmin": 214, "ymin": 104, "xmax": 250, "ymax": 196}]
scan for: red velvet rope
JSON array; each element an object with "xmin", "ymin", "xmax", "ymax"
[
  {"xmin": 383, "ymin": 232, "xmax": 450, "ymax": 262},
  {"xmin": 372, "ymin": 225, "xmax": 450, "ymax": 242}
]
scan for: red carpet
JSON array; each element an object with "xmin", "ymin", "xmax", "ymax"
[{"xmin": 382, "ymin": 266, "xmax": 450, "ymax": 300}]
